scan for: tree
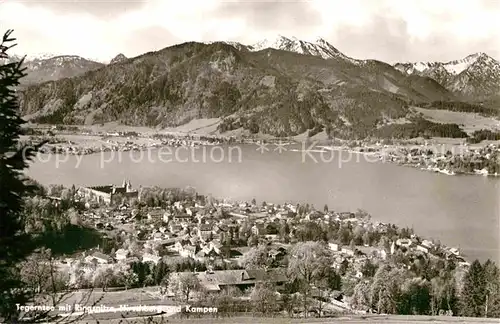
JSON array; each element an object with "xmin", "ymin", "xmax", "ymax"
[
  {"xmin": 250, "ymin": 283, "xmax": 277, "ymax": 315},
  {"xmin": 68, "ymin": 208, "xmax": 81, "ymax": 226},
  {"xmin": 0, "ymin": 30, "xmax": 45, "ymax": 323},
  {"xmin": 17, "ymin": 248, "xmax": 80, "ymax": 322},
  {"xmin": 295, "ymin": 222, "xmax": 325, "ymax": 242},
  {"xmin": 460, "ymin": 260, "xmax": 486, "ymax": 317},
  {"xmin": 349, "ymin": 239, "xmax": 356, "ymax": 251},
  {"xmin": 398, "ymin": 277, "xmax": 431, "ymax": 315},
  {"xmin": 240, "ymin": 245, "xmax": 269, "ymax": 270},
  {"xmin": 288, "ymin": 241, "xmax": 332, "ymax": 317},
  {"xmin": 430, "ymin": 275, "xmax": 457, "ymax": 316},
  {"xmin": 170, "ymin": 273, "xmax": 201, "ymax": 303},
  {"xmin": 361, "ymin": 260, "xmax": 378, "ymax": 278},
  {"xmin": 223, "ymin": 230, "xmax": 232, "ymax": 246},
  {"xmin": 337, "ymin": 225, "xmax": 352, "ymax": 245},
  {"xmin": 483, "ymin": 260, "xmax": 500, "ymax": 317},
  {"xmin": 60, "ymin": 189, "xmax": 72, "ymax": 204},
  {"xmin": 154, "ymin": 261, "xmax": 170, "ymax": 286},
  {"xmin": 212, "ymin": 287, "xmax": 241, "ymax": 314},
  {"xmin": 93, "ymin": 268, "xmax": 119, "ymax": 289},
  {"xmin": 279, "ymin": 220, "xmax": 290, "ymax": 242},
  {"xmin": 19, "ymin": 248, "xmax": 53, "ymax": 294},
  {"xmin": 123, "ymin": 270, "xmax": 139, "ymax": 290},
  {"xmin": 362, "ymin": 231, "xmax": 371, "ymax": 246},
  {"xmin": 247, "ymin": 234, "xmax": 259, "ymax": 247},
  {"xmin": 339, "ymin": 259, "xmax": 350, "ymax": 276},
  {"xmin": 378, "ymin": 235, "xmax": 390, "ymax": 251},
  {"xmin": 315, "ymin": 266, "xmax": 341, "ymax": 317},
  {"xmin": 369, "ymin": 264, "xmax": 406, "ymax": 314},
  {"xmin": 47, "ymin": 184, "xmax": 64, "ymax": 197},
  {"xmin": 281, "ymin": 291, "xmax": 300, "ymax": 317},
  {"xmin": 351, "ymin": 280, "xmax": 371, "ymax": 311}
]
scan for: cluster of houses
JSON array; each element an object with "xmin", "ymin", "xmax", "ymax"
[
  {"xmin": 56, "ymin": 182, "xmax": 470, "ymax": 296},
  {"xmin": 34, "ymin": 126, "xmax": 234, "ymax": 156}
]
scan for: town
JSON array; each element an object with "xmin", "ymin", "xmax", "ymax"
[
  {"xmin": 21, "ymin": 125, "xmax": 242, "ymax": 156},
  {"xmin": 22, "ymin": 124, "xmax": 500, "ymax": 177},
  {"xmin": 17, "ymin": 178, "xmax": 492, "ymax": 322},
  {"xmin": 322, "ymin": 140, "xmax": 500, "ymax": 176}
]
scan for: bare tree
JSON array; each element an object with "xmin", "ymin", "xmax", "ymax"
[
  {"xmin": 250, "ymin": 283, "xmax": 278, "ymax": 315},
  {"xmin": 169, "ymin": 273, "xmax": 201, "ymax": 303},
  {"xmin": 239, "ymin": 245, "xmax": 270, "ymax": 270},
  {"xmin": 288, "ymin": 241, "xmax": 333, "ymax": 318},
  {"xmin": 17, "ymin": 248, "xmax": 102, "ymax": 323}
]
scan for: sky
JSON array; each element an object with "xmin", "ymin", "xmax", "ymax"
[{"xmin": 0, "ymin": 0, "xmax": 499, "ymax": 63}]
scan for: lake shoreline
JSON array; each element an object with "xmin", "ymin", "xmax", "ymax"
[{"xmin": 23, "ymin": 127, "xmax": 500, "ymax": 178}]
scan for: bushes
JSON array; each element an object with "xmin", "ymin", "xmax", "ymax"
[{"xmin": 467, "ymin": 129, "xmax": 500, "ymax": 144}]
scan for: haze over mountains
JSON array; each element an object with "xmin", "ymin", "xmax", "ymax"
[{"xmin": 8, "ymin": 36, "xmax": 500, "ymax": 137}]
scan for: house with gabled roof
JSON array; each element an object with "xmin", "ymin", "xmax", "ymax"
[
  {"xmin": 179, "ymin": 244, "xmax": 201, "ymax": 258},
  {"xmin": 197, "ymin": 223, "xmax": 213, "ymax": 241},
  {"xmin": 267, "ymin": 248, "xmax": 286, "ymax": 261},
  {"xmin": 209, "ymin": 240, "xmax": 222, "ymax": 254},
  {"xmin": 147, "ymin": 209, "xmax": 165, "ymax": 221},
  {"xmin": 152, "ymin": 232, "xmax": 163, "ymax": 241},
  {"xmin": 85, "ymin": 252, "xmax": 113, "ymax": 264},
  {"xmin": 172, "ymin": 213, "xmax": 193, "ymax": 223},
  {"xmin": 170, "ymin": 268, "xmax": 288, "ymax": 293},
  {"xmin": 115, "ymin": 249, "xmax": 129, "ymax": 262},
  {"xmin": 195, "ymin": 247, "xmax": 220, "ymax": 262},
  {"xmin": 169, "ymin": 224, "xmax": 183, "ymax": 234},
  {"xmin": 251, "ymin": 224, "xmax": 266, "ymax": 236},
  {"xmin": 142, "ymin": 253, "xmax": 161, "ymax": 265}
]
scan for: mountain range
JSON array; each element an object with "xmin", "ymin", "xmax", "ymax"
[
  {"xmin": 1, "ymin": 54, "xmax": 104, "ymax": 87},
  {"xmin": 395, "ymin": 52, "xmax": 500, "ymax": 101},
  {"xmin": 9, "ymin": 36, "xmax": 500, "ymax": 138}
]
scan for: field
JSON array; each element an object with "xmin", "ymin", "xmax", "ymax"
[
  {"xmin": 162, "ymin": 118, "xmax": 221, "ymax": 135},
  {"xmin": 44, "ymin": 289, "xmax": 500, "ymax": 324},
  {"xmin": 53, "ymin": 287, "xmax": 166, "ymax": 306},
  {"xmin": 413, "ymin": 107, "xmax": 500, "ymax": 134}
]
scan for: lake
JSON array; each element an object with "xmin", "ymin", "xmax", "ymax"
[{"xmin": 27, "ymin": 143, "xmax": 500, "ymax": 263}]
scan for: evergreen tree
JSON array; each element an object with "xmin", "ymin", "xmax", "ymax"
[
  {"xmin": 155, "ymin": 261, "xmax": 170, "ymax": 286},
  {"xmin": 398, "ymin": 277, "xmax": 431, "ymax": 315},
  {"xmin": 0, "ymin": 30, "xmax": 45, "ymax": 322},
  {"xmin": 483, "ymin": 260, "xmax": 500, "ymax": 318},
  {"xmin": 460, "ymin": 260, "xmax": 486, "ymax": 317}
]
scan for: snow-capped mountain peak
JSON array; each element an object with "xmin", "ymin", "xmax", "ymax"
[
  {"xmin": 250, "ymin": 35, "xmax": 344, "ymax": 60},
  {"xmin": 442, "ymin": 52, "xmax": 489, "ymax": 75},
  {"xmin": 219, "ymin": 35, "xmax": 360, "ymax": 64},
  {"xmin": 2, "ymin": 52, "xmax": 105, "ymax": 65},
  {"xmin": 0, "ymin": 53, "xmax": 105, "ymax": 85},
  {"xmin": 12, "ymin": 52, "xmax": 57, "ymax": 61},
  {"xmin": 396, "ymin": 52, "xmax": 497, "ymax": 76},
  {"xmin": 394, "ymin": 52, "xmax": 500, "ymax": 99}
]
